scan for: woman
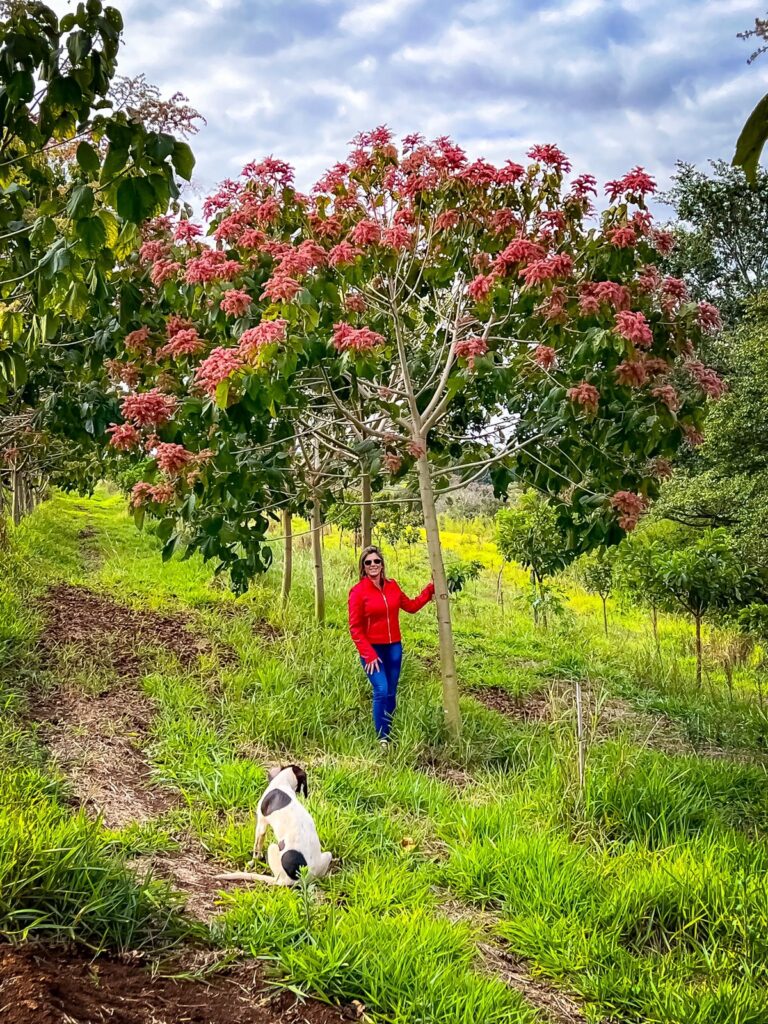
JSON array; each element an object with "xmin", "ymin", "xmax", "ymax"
[{"xmin": 348, "ymin": 545, "xmax": 435, "ymax": 749}]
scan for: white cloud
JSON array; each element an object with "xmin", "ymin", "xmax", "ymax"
[{"xmin": 45, "ymin": 0, "xmax": 768, "ymax": 205}]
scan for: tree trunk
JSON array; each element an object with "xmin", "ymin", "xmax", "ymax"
[
  {"xmin": 0, "ymin": 482, "xmax": 8, "ymax": 549},
  {"xmin": 361, "ymin": 469, "xmax": 372, "ymax": 549},
  {"xmin": 601, "ymin": 596, "xmax": 608, "ymax": 637},
  {"xmin": 416, "ymin": 451, "xmax": 461, "ymax": 738},
  {"xmin": 11, "ymin": 469, "xmax": 22, "ymax": 526},
  {"xmin": 574, "ymin": 679, "xmax": 586, "ymax": 790},
  {"xmin": 281, "ymin": 508, "xmax": 293, "ymax": 608},
  {"xmin": 496, "ymin": 563, "xmax": 504, "ymax": 609},
  {"xmin": 311, "ymin": 498, "xmax": 325, "ymax": 624},
  {"xmin": 695, "ymin": 613, "xmax": 702, "ymax": 688},
  {"xmin": 530, "ymin": 569, "xmax": 538, "ymax": 626}
]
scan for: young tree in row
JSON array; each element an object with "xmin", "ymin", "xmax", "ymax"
[
  {"xmin": 496, "ymin": 491, "xmax": 569, "ymax": 627},
  {"xmin": 102, "ymin": 133, "xmax": 723, "ymax": 737},
  {"xmin": 576, "ymin": 551, "xmax": 615, "ymax": 636},
  {"xmin": 619, "ymin": 528, "xmax": 760, "ymax": 686}
]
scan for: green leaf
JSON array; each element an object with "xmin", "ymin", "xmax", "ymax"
[
  {"xmin": 29, "ymin": 216, "xmax": 56, "ymax": 248},
  {"xmin": 63, "ymin": 281, "xmax": 89, "ymax": 318},
  {"xmin": 733, "ymin": 92, "xmax": 768, "ymax": 184},
  {"xmin": 76, "ymin": 140, "xmax": 101, "ymax": 176},
  {"xmin": 116, "ymin": 177, "xmax": 159, "ymax": 224},
  {"xmin": 215, "ymin": 378, "xmax": 230, "ymax": 409},
  {"xmin": 66, "ymin": 183, "xmax": 94, "ymax": 219},
  {"xmin": 96, "ymin": 208, "xmax": 119, "ymax": 248},
  {"xmin": 171, "ymin": 141, "xmax": 195, "ymax": 181},
  {"xmin": 100, "ymin": 143, "xmax": 128, "ymax": 183},
  {"xmin": 67, "ymin": 31, "xmax": 92, "ymax": 66},
  {"xmin": 77, "ymin": 215, "xmax": 107, "ymax": 254},
  {"xmin": 6, "ymin": 70, "xmax": 35, "ymax": 104}
]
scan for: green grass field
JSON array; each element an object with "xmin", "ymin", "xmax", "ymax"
[{"xmin": 2, "ymin": 490, "xmax": 768, "ymax": 1023}]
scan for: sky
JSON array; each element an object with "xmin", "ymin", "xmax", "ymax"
[{"xmin": 57, "ymin": 0, "xmax": 768, "ymax": 206}]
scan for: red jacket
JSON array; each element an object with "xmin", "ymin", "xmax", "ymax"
[{"xmin": 348, "ymin": 576, "xmax": 435, "ymax": 663}]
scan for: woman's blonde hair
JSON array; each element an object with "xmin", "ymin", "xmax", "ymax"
[{"xmin": 359, "ymin": 545, "xmax": 387, "ymax": 581}]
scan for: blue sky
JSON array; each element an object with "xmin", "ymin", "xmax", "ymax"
[{"xmin": 60, "ymin": 0, "xmax": 768, "ymax": 203}]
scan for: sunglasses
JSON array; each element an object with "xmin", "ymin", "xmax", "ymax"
[{"xmin": 364, "ymin": 558, "xmax": 382, "ymax": 566}]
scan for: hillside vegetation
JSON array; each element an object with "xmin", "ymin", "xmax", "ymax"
[{"xmin": 1, "ymin": 491, "xmax": 768, "ymax": 1024}]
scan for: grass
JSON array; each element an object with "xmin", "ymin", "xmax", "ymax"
[{"xmin": 1, "ymin": 489, "xmax": 768, "ymax": 1022}]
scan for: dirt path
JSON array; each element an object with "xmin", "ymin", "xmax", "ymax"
[
  {"xmin": 31, "ymin": 583, "xmax": 234, "ymax": 922},
  {"xmin": 0, "ymin": 943, "xmax": 356, "ymax": 1024},
  {"xmin": 440, "ymin": 902, "xmax": 590, "ymax": 1024}
]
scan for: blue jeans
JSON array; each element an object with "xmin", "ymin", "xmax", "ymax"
[{"xmin": 361, "ymin": 642, "xmax": 403, "ymax": 739}]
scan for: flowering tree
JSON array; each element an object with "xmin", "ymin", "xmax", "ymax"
[{"xmin": 103, "ymin": 131, "xmax": 723, "ymax": 738}]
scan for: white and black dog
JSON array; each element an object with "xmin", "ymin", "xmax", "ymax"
[{"xmin": 216, "ymin": 765, "xmax": 332, "ymax": 887}]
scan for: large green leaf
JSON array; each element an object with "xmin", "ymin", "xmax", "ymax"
[
  {"xmin": 733, "ymin": 92, "xmax": 768, "ymax": 184},
  {"xmin": 66, "ymin": 183, "xmax": 94, "ymax": 219},
  {"xmin": 116, "ymin": 176, "xmax": 158, "ymax": 224},
  {"xmin": 76, "ymin": 215, "xmax": 107, "ymax": 254},
  {"xmin": 171, "ymin": 141, "xmax": 195, "ymax": 181},
  {"xmin": 76, "ymin": 140, "xmax": 101, "ymax": 176}
]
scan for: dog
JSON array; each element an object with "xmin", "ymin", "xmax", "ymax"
[{"xmin": 215, "ymin": 765, "xmax": 332, "ymax": 887}]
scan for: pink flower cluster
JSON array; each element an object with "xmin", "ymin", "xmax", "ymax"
[
  {"xmin": 332, "ymin": 322, "xmax": 386, "ymax": 353},
  {"xmin": 150, "ymin": 260, "xmax": 181, "ymax": 287},
  {"xmin": 614, "ymin": 359, "xmax": 648, "ymax": 388},
  {"xmin": 105, "ymin": 359, "xmax": 140, "ymax": 387},
  {"xmin": 154, "ymin": 443, "xmax": 195, "ymax": 476},
  {"xmin": 130, "ymin": 482, "xmax": 176, "ymax": 509},
  {"xmin": 651, "ymin": 384, "xmax": 680, "ymax": 412},
  {"xmin": 174, "ymin": 220, "xmax": 202, "ymax": 242},
  {"xmin": 567, "ymin": 382, "xmax": 600, "ymax": 416},
  {"xmin": 454, "ymin": 336, "xmax": 488, "ymax": 369},
  {"xmin": 697, "ymin": 302, "xmax": 722, "ymax": 332},
  {"xmin": 614, "ymin": 310, "xmax": 653, "ymax": 348},
  {"xmin": 435, "ymin": 209, "xmax": 460, "ymax": 232},
  {"xmin": 495, "ymin": 238, "xmax": 546, "ymax": 273},
  {"xmin": 605, "ymin": 167, "xmax": 656, "ymax": 202},
  {"xmin": 520, "ymin": 253, "xmax": 573, "ymax": 286},
  {"xmin": 194, "ymin": 347, "xmax": 245, "ymax": 396},
  {"xmin": 350, "ymin": 220, "xmax": 381, "ymax": 247},
  {"xmin": 159, "ymin": 327, "xmax": 205, "ymax": 359},
  {"xmin": 276, "ymin": 240, "xmax": 327, "ymax": 278},
  {"xmin": 139, "ymin": 240, "xmax": 168, "ymax": 264},
  {"xmin": 579, "ymin": 281, "xmax": 631, "ymax": 314},
  {"xmin": 527, "ymin": 144, "xmax": 571, "ymax": 172},
  {"xmin": 220, "ymin": 289, "xmax": 253, "ymax": 317},
  {"xmin": 344, "ymin": 292, "xmax": 367, "ymax": 313},
  {"xmin": 685, "ymin": 359, "xmax": 726, "ymax": 399},
  {"xmin": 185, "ymin": 249, "xmax": 242, "ymax": 285},
  {"xmin": 607, "ymin": 226, "xmax": 637, "ymax": 248},
  {"xmin": 406, "ymin": 439, "xmax": 427, "ymax": 458},
  {"xmin": 381, "ymin": 224, "xmax": 413, "ymax": 250},
  {"xmin": 239, "ymin": 319, "xmax": 288, "ymax": 358},
  {"xmin": 383, "ymin": 452, "xmax": 403, "ymax": 474},
  {"xmin": 107, "ymin": 423, "xmax": 141, "ymax": 451},
  {"xmin": 532, "ymin": 345, "xmax": 557, "ymax": 370},
  {"xmin": 610, "ymin": 490, "xmax": 648, "ymax": 531},
  {"xmin": 124, "ymin": 327, "xmax": 152, "ymax": 353},
  {"xmin": 121, "ymin": 389, "xmax": 177, "ymax": 428},
  {"xmin": 328, "ymin": 242, "xmax": 360, "ymax": 267},
  {"xmin": 467, "ymin": 273, "xmax": 497, "ymax": 303},
  {"xmin": 261, "ymin": 275, "xmax": 302, "ymax": 303}
]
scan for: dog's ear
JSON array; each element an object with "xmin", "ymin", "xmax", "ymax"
[
  {"xmin": 290, "ymin": 764, "xmax": 308, "ymax": 798},
  {"xmin": 267, "ymin": 765, "xmax": 282, "ymax": 782}
]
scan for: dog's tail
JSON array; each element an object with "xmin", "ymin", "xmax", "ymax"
[{"xmin": 214, "ymin": 871, "xmax": 277, "ymax": 884}]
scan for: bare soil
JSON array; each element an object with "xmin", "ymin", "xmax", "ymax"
[
  {"xmin": 36, "ymin": 583, "xmax": 223, "ymax": 677},
  {"xmin": 478, "ymin": 943, "xmax": 588, "ymax": 1024},
  {"xmin": 0, "ymin": 943, "xmax": 356, "ymax": 1024},
  {"xmin": 29, "ymin": 584, "xmax": 237, "ymax": 922},
  {"xmin": 470, "ymin": 685, "xmax": 551, "ymax": 722}
]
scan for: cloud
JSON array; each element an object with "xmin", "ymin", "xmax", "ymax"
[{"xmin": 49, "ymin": 0, "xmax": 768, "ymax": 206}]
